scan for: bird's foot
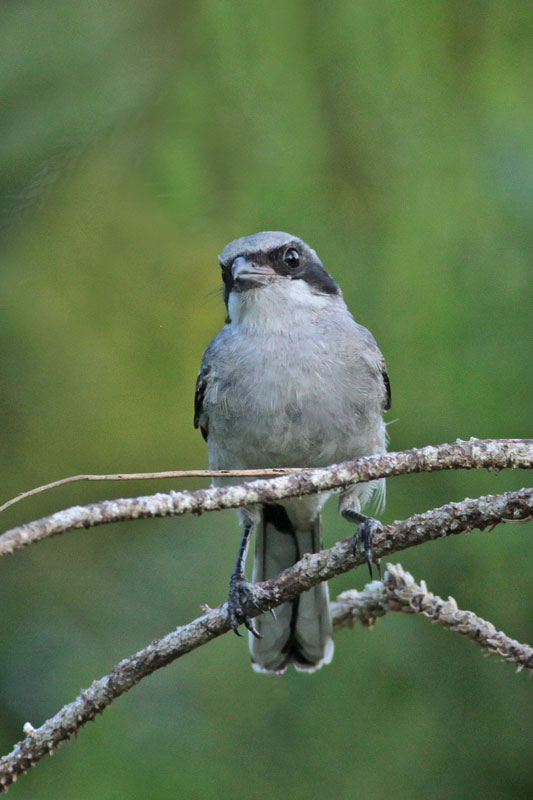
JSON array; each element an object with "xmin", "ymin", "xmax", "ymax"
[
  {"xmin": 228, "ymin": 572, "xmax": 263, "ymax": 639},
  {"xmin": 352, "ymin": 517, "xmax": 382, "ymax": 579}
]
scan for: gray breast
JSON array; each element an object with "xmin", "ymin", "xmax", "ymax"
[{"xmin": 204, "ymin": 318, "xmax": 386, "ymax": 470}]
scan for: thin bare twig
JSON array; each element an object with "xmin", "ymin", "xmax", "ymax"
[
  {"xmin": 0, "ymin": 467, "xmax": 309, "ymax": 515},
  {"xmin": 0, "ymin": 488, "xmax": 531, "ymax": 790},
  {"xmin": 1, "ymin": 438, "xmax": 532, "ymax": 558}
]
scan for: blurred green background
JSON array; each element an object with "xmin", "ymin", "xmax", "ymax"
[{"xmin": 1, "ymin": 1, "xmax": 532, "ymax": 798}]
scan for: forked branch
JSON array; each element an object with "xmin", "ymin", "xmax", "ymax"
[{"xmin": 0, "ymin": 487, "xmax": 531, "ymax": 791}]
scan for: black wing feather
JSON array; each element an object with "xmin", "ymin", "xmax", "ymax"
[
  {"xmin": 194, "ymin": 367, "xmax": 209, "ymax": 441},
  {"xmin": 381, "ymin": 365, "xmax": 391, "ymax": 411}
]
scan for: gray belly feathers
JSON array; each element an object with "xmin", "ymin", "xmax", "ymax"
[{"xmin": 203, "ymin": 316, "xmax": 386, "ymax": 471}]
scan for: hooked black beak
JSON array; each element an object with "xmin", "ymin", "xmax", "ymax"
[{"xmin": 231, "ymin": 257, "xmax": 275, "ymax": 291}]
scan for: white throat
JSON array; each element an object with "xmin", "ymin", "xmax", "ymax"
[{"xmin": 227, "ymin": 278, "xmax": 341, "ymax": 334}]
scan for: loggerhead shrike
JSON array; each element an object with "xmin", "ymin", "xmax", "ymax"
[{"xmin": 195, "ymin": 232, "xmax": 390, "ymax": 674}]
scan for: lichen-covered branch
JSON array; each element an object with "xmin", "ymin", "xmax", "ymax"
[
  {"xmin": 332, "ymin": 563, "xmax": 533, "ymax": 671},
  {"xmin": 0, "ymin": 488, "xmax": 531, "ymax": 791},
  {"xmin": 0, "ymin": 467, "xmax": 309, "ymax": 515},
  {"xmin": 1, "ymin": 438, "xmax": 532, "ymax": 558}
]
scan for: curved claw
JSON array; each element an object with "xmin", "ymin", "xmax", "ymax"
[
  {"xmin": 228, "ymin": 573, "xmax": 263, "ymax": 639},
  {"xmin": 242, "ymin": 615, "xmax": 262, "ymax": 640}
]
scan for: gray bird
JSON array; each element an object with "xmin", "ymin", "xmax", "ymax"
[{"xmin": 194, "ymin": 231, "xmax": 390, "ymax": 674}]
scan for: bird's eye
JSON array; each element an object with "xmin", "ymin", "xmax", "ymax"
[{"xmin": 284, "ymin": 248, "xmax": 300, "ymax": 268}]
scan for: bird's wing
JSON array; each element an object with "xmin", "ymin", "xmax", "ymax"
[
  {"xmin": 381, "ymin": 361, "xmax": 391, "ymax": 411},
  {"xmin": 193, "ymin": 365, "xmax": 209, "ymax": 441},
  {"xmin": 354, "ymin": 322, "xmax": 391, "ymax": 411}
]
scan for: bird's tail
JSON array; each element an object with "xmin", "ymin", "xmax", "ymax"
[{"xmin": 250, "ymin": 504, "xmax": 334, "ymax": 675}]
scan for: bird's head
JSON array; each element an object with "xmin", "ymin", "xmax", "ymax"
[{"xmin": 218, "ymin": 232, "xmax": 341, "ymax": 328}]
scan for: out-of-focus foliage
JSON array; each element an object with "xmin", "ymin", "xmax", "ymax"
[{"xmin": 1, "ymin": 1, "xmax": 531, "ymax": 797}]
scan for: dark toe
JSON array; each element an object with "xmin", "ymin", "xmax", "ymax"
[
  {"xmin": 228, "ymin": 574, "xmax": 262, "ymax": 637},
  {"xmin": 351, "ymin": 517, "xmax": 383, "ymax": 578}
]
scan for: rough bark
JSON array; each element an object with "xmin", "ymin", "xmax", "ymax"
[
  {"xmin": 0, "ymin": 486, "xmax": 531, "ymax": 791},
  {"xmin": 1, "ymin": 438, "xmax": 532, "ymax": 558},
  {"xmin": 332, "ymin": 563, "xmax": 533, "ymax": 671}
]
